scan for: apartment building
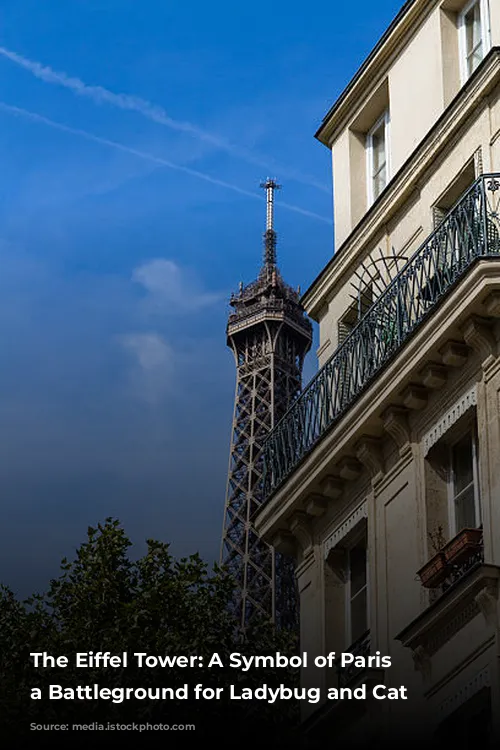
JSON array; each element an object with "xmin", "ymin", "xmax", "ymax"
[{"xmin": 255, "ymin": 0, "xmax": 500, "ymax": 744}]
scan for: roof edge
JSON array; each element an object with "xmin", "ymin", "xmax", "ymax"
[
  {"xmin": 314, "ymin": 0, "xmax": 419, "ymax": 145},
  {"xmin": 303, "ymin": 47, "xmax": 500, "ymax": 313}
]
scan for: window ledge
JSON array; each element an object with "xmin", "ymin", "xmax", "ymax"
[
  {"xmin": 256, "ymin": 259, "xmax": 500, "ymax": 545},
  {"xmin": 301, "ymin": 667, "xmax": 385, "ymax": 740},
  {"xmin": 396, "ymin": 563, "xmax": 500, "ymax": 659}
]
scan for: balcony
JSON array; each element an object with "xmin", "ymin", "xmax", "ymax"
[
  {"xmin": 262, "ymin": 174, "xmax": 500, "ymax": 500},
  {"xmin": 417, "ymin": 528, "xmax": 484, "ymax": 600},
  {"xmin": 397, "ymin": 530, "xmax": 499, "ymax": 680}
]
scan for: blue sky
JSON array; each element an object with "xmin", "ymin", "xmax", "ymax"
[{"xmin": 0, "ymin": 0, "xmax": 404, "ymax": 596}]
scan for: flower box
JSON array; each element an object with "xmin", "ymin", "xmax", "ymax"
[
  {"xmin": 443, "ymin": 528, "xmax": 483, "ymax": 566},
  {"xmin": 417, "ymin": 552, "xmax": 449, "ymax": 588}
]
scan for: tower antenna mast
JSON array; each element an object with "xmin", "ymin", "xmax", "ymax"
[
  {"xmin": 220, "ymin": 180, "xmax": 312, "ymax": 630},
  {"xmin": 260, "ymin": 178, "xmax": 281, "ymax": 267}
]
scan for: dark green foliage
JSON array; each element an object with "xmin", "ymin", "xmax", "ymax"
[{"xmin": 0, "ymin": 519, "xmax": 300, "ymax": 742}]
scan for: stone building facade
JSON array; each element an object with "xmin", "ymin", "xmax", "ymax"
[{"xmin": 255, "ymin": 0, "xmax": 500, "ymax": 743}]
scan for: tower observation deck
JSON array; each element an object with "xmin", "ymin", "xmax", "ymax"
[{"xmin": 220, "ymin": 179, "xmax": 313, "ymax": 630}]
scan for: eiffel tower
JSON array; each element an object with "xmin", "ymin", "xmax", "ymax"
[{"xmin": 220, "ymin": 180, "xmax": 312, "ymax": 630}]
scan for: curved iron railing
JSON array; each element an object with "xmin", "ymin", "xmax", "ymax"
[
  {"xmin": 262, "ymin": 174, "xmax": 500, "ymax": 499},
  {"xmin": 228, "ymin": 298, "xmax": 311, "ymax": 330}
]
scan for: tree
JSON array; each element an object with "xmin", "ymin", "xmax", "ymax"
[{"xmin": 0, "ymin": 519, "xmax": 301, "ymax": 743}]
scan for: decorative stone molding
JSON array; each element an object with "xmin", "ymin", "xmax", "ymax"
[
  {"xmin": 438, "ymin": 667, "xmax": 490, "ymax": 720},
  {"xmin": 461, "ymin": 315, "xmax": 497, "ymax": 361},
  {"xmin": 381, "ymin": 405, "xmax": 411, "ymax": 451},
  {"xmin": 475, "ymin": 582, "xmax": 498, "ymax": 626},
  {"xmin": 355, "ymin": 436, "xmax": 384, "ymax": 478},
  {"xmin": 440, "ymin": 340, "xmax": 469, "ymax": 367},
  {"xmin": 338, "ymin": 456, "xmax": 363, "ymax": 481},
  {"xmin": 412, "ymin": 645, "xmax": 431, "ymax": 681},
  {"xmin": 324, "ymin": 501, "xmax": 367, "ymax": 558},
  {"xmin": 325, "ymin": 547, "xmax": 347, "ymax": 583},
  {"xmin": 316, "ymin": 338, "xmax": 331, "ymax": 360},
  {"xmin": 425, "ymin": 599, "xmax": 479, "ymax": 654},
  {"xmin": 289, "ymin": 512, "xmax": 313, "ymax": 554},
  {"xmin": 304, "ymin": 493, "xmax": 328, "ymax": 517},
  {"xmin": 483, "ymin": 290, "xmax": 500, "ymax": 317},
  {"xmin": 320, "ymin": 475, "xmax": 343, "ymax": 499},
  {"xmin": 423, "ymin": 385, "xmax": 477, "ymax": 456},
  {"xmin": 401, "ymin": 384, "xmax": 428, "ymax": 410},
  {"xmin": 271, "ymin": 530, "xmax": 296, "ymax": 557},
  {"xmin": 420, "ymin": 363, "xmax": 447, "ymax": 390},
  {"xmin": 473, "ymin": 146, "xmax": 483, "ymax": 177},
  {"xmin": 295, "ymin": 546, "xmax": 316, "ymax": 583},
  {"xmin": 397, "ymin": 565, "xmax": 500, "ymax": 660}
]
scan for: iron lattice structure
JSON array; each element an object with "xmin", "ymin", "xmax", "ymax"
[{"xmin": 220, "ymin": 180, "xmax": 313, "ymax": 630}]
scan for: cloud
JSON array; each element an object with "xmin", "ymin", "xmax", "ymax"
[
  {"xmin": 119, "ymin": 332, "xmax": 175, "ymax": 403},
  {"xmin": 0, "ymin": 45, "xmax": 329, "ymax": 194},
  {"xmin": 132, "ymin": 259, "xmax": 224, "ymax": 313},
  {"xmin": 0, "ymin": 101, "xmax": 332, "ymax": 224},
  {"xmin": 121, "ymin": 332, "xmax": 173, "ymax": 371},
  {"xmin": 118, "ymin": 261, "xmax": 225, "ymax": 401}
]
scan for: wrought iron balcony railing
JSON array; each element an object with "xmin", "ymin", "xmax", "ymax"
[
  {"xmin": 419, "ymin": 528, "xmax": 485, "ymax": 603},
  {"xmin": 262, "ymin": 174, "xmax": 500, "ymax": 499}
]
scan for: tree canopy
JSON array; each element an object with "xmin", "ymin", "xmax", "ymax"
[{"xmin": 0, "ymin": 518, "xmax": 301, "ymax": 743}]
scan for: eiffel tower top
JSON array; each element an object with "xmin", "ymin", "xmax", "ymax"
[
  {"xmin": 260, "ymin": 178, "xmax": 280, "ymax": 268},
  {"xmin": 227, "ymin": 180, "xmax": 313, "ymax": 341}
]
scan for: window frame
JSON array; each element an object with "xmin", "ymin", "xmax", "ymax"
[
  {"xmin": 447, "ymin": 424, "xmax": 481, "ymax": 536},
  {"xmin": 337, "ymin": 284, "xmax": 374, "ymax": 345},
  {"xmin": 458, "ymin": 0, "xmax": 491, "ymax": 84},
  {"xmin": 366, "ymin": 110, "xmax": 391, "ymax": 206},
  {"xmin": 344, "ymin": 528, "xmax": 369, "ymax": 647}
]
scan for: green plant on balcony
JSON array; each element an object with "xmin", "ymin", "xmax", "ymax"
[
  {"xmin": 417, "ymin": 525, "xmax": 449, "ymax": 588},
  {"xmin": 378, "ymin": 318, "xmax": 398, "ymax": 347}
]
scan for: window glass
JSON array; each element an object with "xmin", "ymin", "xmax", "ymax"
[
  {"xmin": 452, "ymin": 433, "xmax": 473, "ymax": 494},
  {"xmin": 455, "ymin": 485, "xmax": 476, "ymax": 530},
  {"xmin": 350, "ymin": 587, "xmax": 368, "ymax": 643},
  {"xmin": 451, "ymin": 432, "xmax": 478, "ymax": 532},
  {"xmin": 371, "ymin": 120, "xmax": 387, "ymax": 199},
  {"xmin": 464, "ymin": 2, "xmax": 483, "ymax": 76},
  {"xmin": 459, "ymin": 0, "xmax": 490, "ymax": 83},
  {"xmin": 350, "ymin": 543, "xmax": 367, "ymax": 595},
  {"xmin": 348, "ymin": 539, "xmax": 368, "ymax": 643},
  {"xmin": 366, "ymin": 112, "xmax": 389, "ymax": 204}
]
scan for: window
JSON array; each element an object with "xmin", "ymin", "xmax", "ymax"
[
  {"xmin": 426, "ymin": 162, "xmax": 477, "ymax": 290},
  {"xmin": 449, "ymin": 428, "xmax": 481, "ymax": 534},
  {"xmin": 458, "ymin": 0, "xmax": 491, "ymax": 83},
  {"xmin": 435, "ymin": 687, "xmax": 492, "ymax": 748},
  {"xmin": 346, "ymin": 534, "xmax": 368, "ymax": 644},
  {"xmin": 432, "ymin": 160, "xmax": 476, "ymax": 228},
  {"xmin": 338, "ymin": 286, "xmax": 373, "ymax": 345},
  {"xmin": 366, "ymin": 111, "xmax": 390, "ymax": 205}
]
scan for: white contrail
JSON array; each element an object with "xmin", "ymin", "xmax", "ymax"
[
  {"xmin": 0, "ymin": 46, "xmax": 330, "ymax": 194},
  {"xmin": 0, "ymin": 102, "xmax": 333, "ymax": 224}
]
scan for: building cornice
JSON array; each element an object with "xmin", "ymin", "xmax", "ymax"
[
  {"xmin": 396, "ymin": 564, "xmax": 500, "ymax": 655},
  {"xmin": 303, "ymin": 49, "xmax": 500, "ymax": 319},
  {"xmin": 315, "ymin": 0, "xmax": 426, "ymax": 146},
  {"xmin": 255, "ymin": 261, "xmax": 500, "ymax": 540}
]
